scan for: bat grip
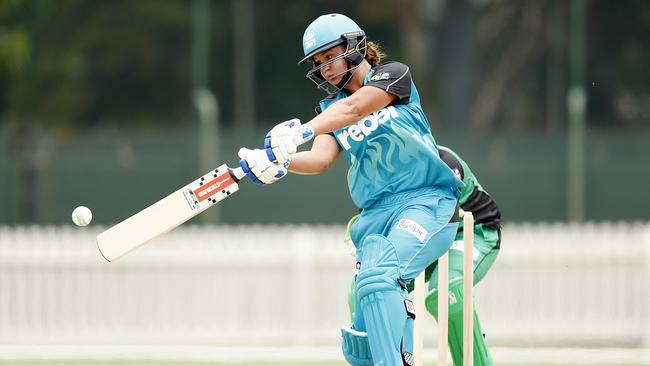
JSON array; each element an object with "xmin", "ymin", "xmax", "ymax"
[{"xmin": 229, "ymin": 166, "xmax": 246, "ymax": 182}]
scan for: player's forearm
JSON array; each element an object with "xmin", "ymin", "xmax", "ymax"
[
  {"xmin": 288, "ymin": 151, "xmax": 333, "ymax": 175},
  {"xmin": 306, "ymin": 98, "xmax": 364, "ymax": 135},
  {"xmin": 304, "ymin": 86, "xmax": 396, "ymax": 136}
]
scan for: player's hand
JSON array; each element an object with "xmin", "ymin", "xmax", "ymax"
[
  {"xmin": 238, "ymin": 147, "xmax": 288, "ymax": 185},
  {"xmin": 264, "ymin": 118, "xmax": 315, "ymax": 165}
]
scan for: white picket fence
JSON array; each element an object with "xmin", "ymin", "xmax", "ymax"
[{"xmin": 0, "ymin": 222, "xmax": 649, "ymax": 353}]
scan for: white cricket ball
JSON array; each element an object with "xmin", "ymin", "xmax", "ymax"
[{"xmin": 72, "ymin": 206, "xmax": 93, "ymax": 227}]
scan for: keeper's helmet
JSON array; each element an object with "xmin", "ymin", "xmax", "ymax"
[{"xmin": 299, "ymin": 14, "xmax": 367, "ymax": 95}]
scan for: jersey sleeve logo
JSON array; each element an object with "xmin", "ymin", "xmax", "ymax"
[{"xmin": 370, "ymin": 72, "xmax": 390, "ymax": 81}]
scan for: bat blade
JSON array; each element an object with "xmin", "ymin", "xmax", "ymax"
[{"xmin": 97, "ymin": 164, "xmax": 240, "ymax": 262}]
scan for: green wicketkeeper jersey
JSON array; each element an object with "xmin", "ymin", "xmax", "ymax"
[{"xmin": 438, "ymin": 146, "xmax": 501, "ymax": 229}]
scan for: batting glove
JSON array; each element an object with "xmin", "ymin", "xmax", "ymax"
[
  {"xmin": 264, "ymin": 118, "xmax": 315, "ymax": 165},
  {"xmin": 238, "ymin": 147, "xmax": 288, "ymax": 186}
]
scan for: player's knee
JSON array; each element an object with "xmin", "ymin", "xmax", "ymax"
[
  {"xmin": 355, "ymin": 235, "xmax": 401, "ymax": 301},
  {"xmin": 353, "ymin": 234, "xmax": 417, "ymax": 365},
  {"xmin": 356, "ymin": 268, "xmax": 398, "ymax": 301}
]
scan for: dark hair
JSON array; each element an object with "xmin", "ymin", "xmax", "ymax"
[{"xmin": 365, "ymin": 41, "xmax": 385, "ymax": 65}]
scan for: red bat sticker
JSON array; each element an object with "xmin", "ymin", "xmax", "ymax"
[{"xmin": 193, "ymin": 174, "xmax": 236, "ymax": 202}]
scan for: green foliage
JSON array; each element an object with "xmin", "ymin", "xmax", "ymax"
[
  {"xmin": 0, "ymin": 0, "xmax": 649, "ymax": 130},
  {"xmin": 0, "ymin": 31, "xmax": 29, "ymax": 75},
  {"xmin": 0, "ymin": 0, "xmax": 193, "ymax": 126}
]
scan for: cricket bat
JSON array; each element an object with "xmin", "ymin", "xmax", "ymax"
[{"xmin": 97, "ymin": 164, "xmax": 246, "ymax": 262}]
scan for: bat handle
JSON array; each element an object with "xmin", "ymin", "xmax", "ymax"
[{"xmin": 229, "ymin": 166, "xmax": 246, "ymax": 181}]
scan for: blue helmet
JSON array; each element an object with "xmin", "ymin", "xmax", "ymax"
[{"xmin": 299, "ymin": 14, "xmax": 368, "ymax": 95}]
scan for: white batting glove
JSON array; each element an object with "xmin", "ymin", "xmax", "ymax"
[
  {"xmin": 238, "ymin": 148, "xmax": 288, "ymax": 185},
  {"xmin": 264, "ymin": 118, "xmax": 315, "ymax": 164}
]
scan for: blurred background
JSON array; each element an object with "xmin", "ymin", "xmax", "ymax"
[{"xmin": 0, "ymin": 0, "xmax": 649, "ymax": 365}]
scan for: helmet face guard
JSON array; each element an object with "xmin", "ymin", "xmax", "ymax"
[
  {"xmin": 303, "ymin": 33, "xmax": 367, "ymax": 95},
  {"xmin": 305, "ymin": 32, "xmax": 368, "ymax": 95}
]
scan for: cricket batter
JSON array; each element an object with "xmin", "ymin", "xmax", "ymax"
[
  {"xmin": 345, "ymin": 145, "xmax": 502, "ymax": 365},
  {"xmin": 237, "ymin": 13, "xmax": 463, "ymax": 365}
]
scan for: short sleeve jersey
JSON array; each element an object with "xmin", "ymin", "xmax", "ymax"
[{"xmin": 318, "ymin": 61, "xmax": 462, "ymax": 209}]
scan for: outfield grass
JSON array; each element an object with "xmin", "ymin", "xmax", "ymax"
[{"xmin": 1, "ymin": 362, "xmax": 648, "ymax": 366}]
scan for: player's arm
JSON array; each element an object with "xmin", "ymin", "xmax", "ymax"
[
  {"xmin": 305, "ymin": 86, "xmax": 396, "ymax": 135},
  {"xmin": 260, "ymin": 87, "xmax": 393, "ymax": 168},
  {"xmin": 260, "ymin": 88, "xmax": 395, "ymax": 166},
  {"xmin": 305, "ymin": 62, "xmax": 412, "ymax": 135},
  {"xmin": 262, "ymin": 63, "xmax": 411, "ymax": 167},
  {"xmin": 289, "ymin": 134, "xmax": 341, "ymax": 175}
]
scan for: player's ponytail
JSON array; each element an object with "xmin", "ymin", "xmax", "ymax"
[{"xmin": 365, "ymin": 41, "xmax": 385, "ymax": 66}]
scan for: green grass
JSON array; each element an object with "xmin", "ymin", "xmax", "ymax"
[
  {"xmin": 0, "ymin": 363, "xmax": 345, "ymax": 366},
  {"xmin": 1, "ymin": 363, "xmax": 648, "ymax": 366}
]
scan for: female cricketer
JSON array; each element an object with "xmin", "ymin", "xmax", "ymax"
[
  {"xmin": 345, "ymin": 145, "xmax": 502, "ymax": 366},
  {"xmin": 237, "ymin": 14, "xmax": 463, "ymax": 365}
]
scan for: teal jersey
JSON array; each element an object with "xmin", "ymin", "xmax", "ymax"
[{"xmin": 319, "ymin": 61, "xmax": 462, "ymax": 209}]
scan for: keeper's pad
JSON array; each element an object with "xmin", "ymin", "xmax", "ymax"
[
  {"xmin": 347, "ymin": 276, "xmax": 356, "ymax": 316},
  {"xmin": 356, "ymin": 234, "xmax": 415, "ymax": 366},
  {"xmin": 425, "ymin": 277, "xmax": 494, "ymax": 366},
  {"xmin": 341, "ymin": 326, "xmax": 374, "ymax": 366}
]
